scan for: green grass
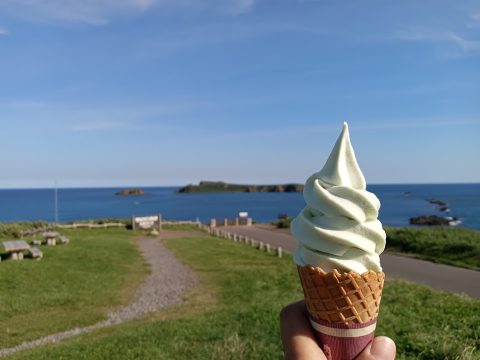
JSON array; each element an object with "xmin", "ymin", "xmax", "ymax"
[
  {"xmin": 6, "ymin": 233, "xmax": 479, "ymax": 360},
  {"xmin": 0, "ymin": 228, "xmax": 147, "ymax": 349},
  {"xmin": 385, "ymin": 227, "xmax": 480, "ymax": 270},
  {"xmin": 161, "ymin": 223, "xmax": 200, "ymax": 231}
]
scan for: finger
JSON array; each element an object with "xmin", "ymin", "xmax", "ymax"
[
  {"xmin": 355, "ymin": 336, "xmax": 396, "ymax": 360},
  {"xmin": 280, "ymin": 300, "xmax": 327, "ymax": 360}
]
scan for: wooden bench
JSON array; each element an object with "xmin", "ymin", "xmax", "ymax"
[
  {"xmin": 58, "ymin": 236, "xmax": 70, "ymax": 244},
  {"xmin": 29, "ymin": 247, "xmax": 43, "ymax": 260}
]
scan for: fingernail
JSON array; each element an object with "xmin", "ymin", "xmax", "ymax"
[{"xmin": 370, "ymin": 337, "xmax": 395, "ymax": 360}]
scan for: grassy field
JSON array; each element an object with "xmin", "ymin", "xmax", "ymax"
[
  {"xmin": 0, "ymin": 228, "xmax": 147, "ymax": 349},
  {"xmin": 385, "ymin": 227, "xmax": 480, "ymax": 270},
  {"xmin": 5, "ymin": 231, "xmax": 479, "ymax": 360}
]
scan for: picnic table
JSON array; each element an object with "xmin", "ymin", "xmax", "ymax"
[
  {"xmin": 43, "ymin": 231, "xmax": 60, "ymax": 246},
  {"xmin": 2, "ymin": 240, "xmax": 31, "ymax": 260}
]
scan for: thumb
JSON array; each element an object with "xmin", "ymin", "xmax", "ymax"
[{"xmin": 355, "ymin": 336, "xmax": 396, "ymax": 360}]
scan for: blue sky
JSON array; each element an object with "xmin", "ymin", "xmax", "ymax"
[{"xmin": 0, "ymin": 0, "xmax": 479, "ymax": 188}]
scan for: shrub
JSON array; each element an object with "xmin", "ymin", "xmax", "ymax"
[
  {"xmin": 0, "ymin": 221, "xmax": 50, "ymax": 239},
  {"xmin": 274, "ymin": 217, "xmax": 292, "ymax": 229}
]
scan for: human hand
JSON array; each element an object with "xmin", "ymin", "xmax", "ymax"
[{"xmin": 280, "ymin": 300, "xmax": 396, "ymax": 360}]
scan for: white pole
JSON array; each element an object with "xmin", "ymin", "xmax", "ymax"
[{"xmin": 54, "ymin": 180, "xmax": 59, "ymax": 225}]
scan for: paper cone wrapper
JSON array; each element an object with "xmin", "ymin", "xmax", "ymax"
[{"xmin": 297, "ymin": 266, "xmax": 385, "ymax": 360}]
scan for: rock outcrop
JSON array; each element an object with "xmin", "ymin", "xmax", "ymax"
[
  {"xmin": 409, "ymin": 215, "xmax": 459, "ymax": 226},
  {"xmin": 115, "ymin": 188, "xmax": 145, "ymax": 196}
]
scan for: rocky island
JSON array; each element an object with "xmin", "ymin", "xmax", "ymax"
[
  {"xmin": 408, "ymin": 197, "xmax": 460, "ymax": 226},
  {"xmin": 177, "ymin": 181, "xmax": 303, "ymax": 193},
  {"xmin": 410, "ymin": 215, "xmax": 451, "ymax": 226},
  {"xmin": 115, "ymin": 188, "xmax": 145, "ymax": 196}
]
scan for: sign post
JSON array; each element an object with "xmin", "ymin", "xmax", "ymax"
[{"xmin": 132, "ymin": 215, "xmax": 162, "ymax": 232}]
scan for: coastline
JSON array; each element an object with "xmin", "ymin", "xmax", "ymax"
[{"xmin": 0, "ymin": 183, "xmax": 478, "ymax": 230}]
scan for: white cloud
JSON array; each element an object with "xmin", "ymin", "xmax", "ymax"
[
  {"xmin": 212, "ymin": 118, "xmax": 480, "ymax": 140},
  {"xmin": 468, "ymin": 12, "xmax": 480, "ymax": 28},
  {"xmin": 131, "ymin": 0, "xmax": 156, "ymax": 11},
  {"xmin": 398, "ymin": 27, "xmax": 480, "ymax": 54},
  {"xmin": 156, "ymin": 0, "xmax": 257, "ymax": 14},
  {"xmin": 0, "ymin": 0, "xmax": 156, "ymax": 25},
  {"xmin": 0, "ymin": 27, "xmax": 9, "ymax": 35},
  {"xmin": 71, "ymin": 121, "xmax": 123, "ymax": 132},
  {"xmin": 0, "ymin": 97, "xmax": 199, "ymax": 134},
  {"xmin": 445, "ymin": 31, "xmax": 480, "ymax": 51},
  {"xmin": 226, "ymin": 0, "xmax": 256, "ymax": 14},
  {"xmin": 0, "ymin": 0, "xmax": 256, "ymax": 25}
]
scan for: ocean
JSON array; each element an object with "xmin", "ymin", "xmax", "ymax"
[{"xmin": 0, "ymin": 184, "xmax": 479, "ymax": 230}]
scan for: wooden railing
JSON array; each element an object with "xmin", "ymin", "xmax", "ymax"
[
  {"xmin": 56, "ymin": 223, "xmax": 127, "ymax": 229},
  {"xmin": 209, "ymin": 217, "xmax": 252, "ymax": 227},
  {"xmin": 197, "ymin": 223, "xmax": 283, "ymax": 258}
]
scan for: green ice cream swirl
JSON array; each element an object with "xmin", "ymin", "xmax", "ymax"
[{"xmin": 291, "ymin": 123, "xmax": 386, "ymax": 273}]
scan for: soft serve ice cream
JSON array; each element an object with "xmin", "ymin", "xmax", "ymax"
[
  {"xmin": 291, "ymin": 123, "xmax": 386, "ymax": 360},
  {"xmin": 291, "ymin": 122, "xmax": 386, "ymax": 274}
]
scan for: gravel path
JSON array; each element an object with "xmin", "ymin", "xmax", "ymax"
[{"xmin": 0, "ymin": 233, "xmax": 199, "ymax": 357}]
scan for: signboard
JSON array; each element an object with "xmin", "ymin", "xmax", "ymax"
[
  {"xmin": 133, "ymin": 215, "xmax": 161, "ymax": 230},
  {"xmin": 239, "ymin": 212, "xmax": 248, "ymax": 218}
]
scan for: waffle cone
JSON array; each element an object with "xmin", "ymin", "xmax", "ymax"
[
  {"xmin": 297, "ymin": 266, "xmax": 385, "ymax": 360},
  {"xmin": 297, "ymin": 265, "xmax": 384, "ymax": 324}
]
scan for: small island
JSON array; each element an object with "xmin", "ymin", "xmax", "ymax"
[
  {"xmin": 177, "ymin": 181, "xmax": 303, "ymax": 193},
  {"xmin": 409, "ymin": 198, "xmax": 460, "ymax": 226},
  {"xmin": 115, "ymin": 188, "xmax": 145, "ymax": 196}
]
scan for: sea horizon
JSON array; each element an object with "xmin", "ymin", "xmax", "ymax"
[{"xmin": 1, "ymin": 181, "xmax": 479, "ymax": 190}]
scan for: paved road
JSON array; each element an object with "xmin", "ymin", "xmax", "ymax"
[{"xmin": 224, "ymin": 225, "xmax": 480, "ymax": 298}]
